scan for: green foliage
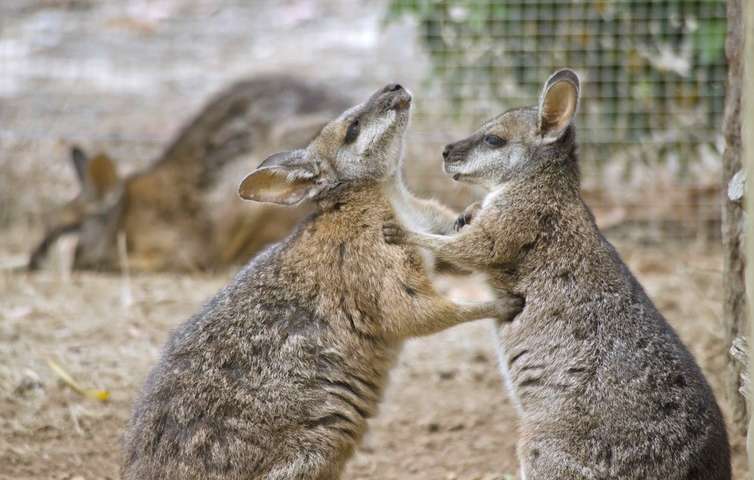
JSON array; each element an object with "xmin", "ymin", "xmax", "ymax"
[{"xmin": 694, "ymin": 18, "xmax": 726, "ymax": 65}]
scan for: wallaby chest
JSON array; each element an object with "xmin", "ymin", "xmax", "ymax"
[{"xmin": 280, "ymin": 187, "xmax": 428, "ymax": 334}]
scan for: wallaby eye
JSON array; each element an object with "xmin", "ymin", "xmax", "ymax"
[
  {"xmin": 344, "ymin": 120, "xmax": 360, "ymax": 144},
  {"xmin": 484, "ymin": 134, "xmax": 506, "ymax": 148}
]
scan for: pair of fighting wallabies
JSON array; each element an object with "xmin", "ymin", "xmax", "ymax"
[
  {"xmin": 32, "ymin": 70, "xmax": 729, "ymax": 477},
  {"xmin": 115, "ymin": 70, "xmax": 732, "ymax": 479}
]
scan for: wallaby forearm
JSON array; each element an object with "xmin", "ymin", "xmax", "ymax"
[
  {"xmin": 387, "ymin": 294, "xmax": 519, "ymax": 338},
  {"xmin": 405, "ymin": 194, "xmax": 458, "ymax": 234},
  {"xmin": 387, "ymin": 174, "xmax": 458, "ymax": 235},
  {"xmin": 402, "ymin": 230, "xmax": 494, "ymax": 271}
]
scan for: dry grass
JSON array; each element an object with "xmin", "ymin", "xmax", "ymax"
[{"xmin": 0, "ymin": 227, "xmax": 747, "ymax": 480}]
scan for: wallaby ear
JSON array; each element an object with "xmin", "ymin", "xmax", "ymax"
[
  {"xmin": 70, "ymin": 146, "xmax": 120, "ymax": 198},
  {"xmin": 87, "ymin": 153, "xmax": 120, "ymax": 198},
  {"xmin": 70, "ymin": 145, "xmax": 88, "ymax": 184},
  {"xmin": 538, "ymin": 69, "xmax": 580, "ymax": 139},
  {"xmin": 238, "ymin": 150, "xmax": 324, "ymax": 205}
]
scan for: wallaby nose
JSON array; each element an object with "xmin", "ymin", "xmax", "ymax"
[
  {"xmin": 385, "ymin": 83, "xmax": 403, "ymax": 93},
  {"xmin": 442, "ymin": 144, "xmax": 452, "ymax": 160}
]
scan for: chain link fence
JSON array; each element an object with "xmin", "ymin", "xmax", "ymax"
[
  {"xmin": 387, "ymin": 0, "xmax": 726, "ymax": 153},
  {"xmin": 386, "ymin": 0, "xmax": 727, "ymax": 241}
]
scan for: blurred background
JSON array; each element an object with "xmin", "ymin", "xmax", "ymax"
[
  {"xmin": 1, "ymin": 0, "xmax": 727, "ymax": 236},
  {"xmin": 1, "ymin": 1, "xmax": 748, "ymax": 479}
]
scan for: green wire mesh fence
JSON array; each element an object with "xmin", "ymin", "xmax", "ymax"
[{"xmin": 387, "ymin": 0, "xmax": 726, "ymax": 171}]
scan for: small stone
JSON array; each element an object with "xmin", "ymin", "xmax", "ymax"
[
  {"xmin": 448, "ymin": 422, "xmax": 465, "ymax": 432},
  {"xmin": 14, "ymin": 371, "xmax": 43, "ymax": 397}
]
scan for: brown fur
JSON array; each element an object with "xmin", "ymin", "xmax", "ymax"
[
  {"xmin": 386, "ymin": 70, "xmax": 730, "ymax": 479},
  {"xmin": 122, "ymin": 84, "xmax": 522, "ymax": 479},
  {"xmin": 28, "ymin": 75, "xmax": 349, "ymax": 272}
]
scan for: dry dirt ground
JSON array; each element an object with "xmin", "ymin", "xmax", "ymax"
[
  {"xmin": 0, "ymin": 233, "xmax": 748, "ymax": 480},
  {"xmin": 1, "ymin": 2, "xmax": 739, "ymax": 478}
]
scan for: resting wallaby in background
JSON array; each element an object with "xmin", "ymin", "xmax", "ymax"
[
  {"xmin": 28, "ymin": 75, "xmax": 350, "ymax": 272},
  {"xmin": 122, "ymin": 83, "xmax": 522, "ymax": 480},
  {"xmin": 384, "ymin": 70, "xmax": 730, "ymax": 479}
]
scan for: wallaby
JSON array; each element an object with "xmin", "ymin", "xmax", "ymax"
[
  {"xmin": 28, "ymin": 75, "xmax": 350, "ymax": 272},
  {"xmin": 122, "ymin": 83, "xmax": 522, "ymax": 480},
  {"xmin": 384, "ymin": 70, "xmax": 730, "ymax": 479}
]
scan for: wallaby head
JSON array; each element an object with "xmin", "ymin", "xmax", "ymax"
[
  {"xmin": 238, "ymin": 83, "xmax": 411, "ymax": 205},
  {"xmin": 28, "ymin": 146, "xmax": 125, "ymax": 270},
  {"xmin": 70, "ymin": 146, "xmax": 126, "ymax": 269},
  {"xmin": 442, "ymin": 69, "xmax": 580, "ymax": 189}
]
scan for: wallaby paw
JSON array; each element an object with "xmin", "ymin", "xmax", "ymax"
[
  {"xmin": 453, "ymin": 215, "xmax": 469, "ymax": 232},
  {"xmin": 494, "ymin": 295, "xmax": 524, "ymax": 322},
  {"xmin": 382, "ymin": 222, "xmax": 406, "ymax": 245},
  {"xmin": 454, "ymin": 202, "xmax": 481, "ymax": 231}
]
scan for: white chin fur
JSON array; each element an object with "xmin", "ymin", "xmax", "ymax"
[{"xmin": 357, "ymin": 110, "xmax": 396, "ymax": 153}]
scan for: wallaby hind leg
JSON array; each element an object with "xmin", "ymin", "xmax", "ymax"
[
  {"xmin": 265, "ymin": 451, "xmax": 345, "ymax": 480},
  {"xmin": 521, "ymin": 460, "xmax": 597, "ymax": 480},
  {"xmin": 518, "ymin": 441, "xmax": 598, "ymax": 480}
]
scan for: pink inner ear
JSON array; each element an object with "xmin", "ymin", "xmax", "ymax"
[
  {"xmin": 238, "ymin": 169, "xmax": 313, "ymax": 205},
  {"xmin": 541, "ymin": 82, "xmax": 577, "ymax": 133},
  {"xmin": 86, "ymin": 154, "xmax": 119, "ymax": 198}
]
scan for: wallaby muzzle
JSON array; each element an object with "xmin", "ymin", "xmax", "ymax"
[
  {"xmin": 372, "ymin": 83, "xmax": 412, "ymax": 114},
  {"xmin": 442, "ymin": 135, "xmax": 478, "ymax": 169}
]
